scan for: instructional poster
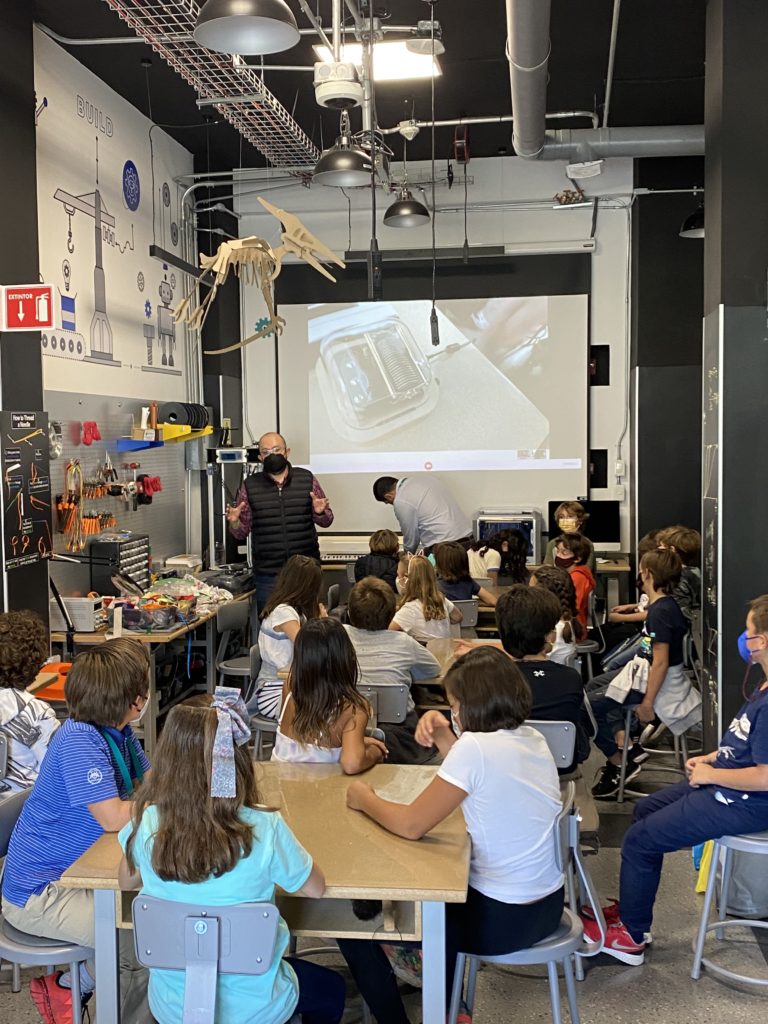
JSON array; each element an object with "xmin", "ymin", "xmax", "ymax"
[{"xmin": 0, "ymin": 412, "xmax": 52, "ymax": 570}]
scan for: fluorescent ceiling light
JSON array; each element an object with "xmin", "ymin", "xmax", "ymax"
[{"xmin": 313, "ymin": 41, "xmax": 441, "ymax": 81}]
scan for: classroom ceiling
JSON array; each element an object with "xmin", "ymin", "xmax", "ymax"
[{"xmin": 32, "ymin": 0, "xmax": 705, "ymax": 173}]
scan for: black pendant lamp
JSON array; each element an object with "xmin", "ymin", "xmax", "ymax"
[
  {"xmin": 383, "ymin": 188, "xmax": 430, "ymax": 228},
  {"xmin": 194, "ymin": 0, "xmax": 300, "ymax": 55},
  {"xmin": 313, "ymin": 114, "xmax": 373, "ymax": 188},
  {"xmin": 679, "ymin": 203, "xmax": 704, "ymax": 239}
]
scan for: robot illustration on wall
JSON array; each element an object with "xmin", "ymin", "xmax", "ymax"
[{"xmin": 141, "ymin": 268, "xmax": 181, "ymax": 376}]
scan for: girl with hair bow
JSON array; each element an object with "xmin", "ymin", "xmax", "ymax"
[{"xmin": 118, "ymin": 688, "xmax": 345, "ymax": 1024}]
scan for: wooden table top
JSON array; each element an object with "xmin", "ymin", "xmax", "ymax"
[
  {"xmin": 26, "ymin": 670, "xmax": 59, "ymax": 694},
  {"xmin": 50, "ymin": 592, "xmax": 253, "ymax": 646},
  {"xmin": 425, "ymin": 638, "xmax": 501, "ymax": 680},
  {"xmin": 60, "ymin": 762, "xmax": 470, "ymax": 903}
]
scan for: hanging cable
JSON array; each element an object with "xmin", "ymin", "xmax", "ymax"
[
  {"xmin": 429, "ymin": 3, "xmax": 440, "ymax": 345},
  {"xmin": 462, "ymin": 161, "xmax": 469, "ymax": 263},
  {"xmin": 340, "ymin": 188, "xmax": 353, "ymax": 252},
  {"xmin": 366, "ymin": 1, "xmax": 382, "ymax": 300}
]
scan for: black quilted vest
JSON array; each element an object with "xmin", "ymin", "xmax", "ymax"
[{"xmin": 244, "ymin": 464, "xmax": 320, "ymax": 574}]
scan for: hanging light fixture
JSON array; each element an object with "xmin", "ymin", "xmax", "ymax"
[
  {"xmin": 406, "ymin": 19, "xmax": 445, "ymax": 56},
  {"xmin": 384, "ymin": 187, "xmax": 430, "ymax": 228},
  {"xmin": 679, "ymin": 202, "xmax": 704, "ymax": 238},
  {"xmin": 313, "ymin": 111, "xmax": 373, "ymax": 187},
  {"xmin": 193, "ymin": 0, "xmax": 300, "ymax": 55}
]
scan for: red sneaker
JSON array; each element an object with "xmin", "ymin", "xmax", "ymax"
[
  {"xmin": 30, "ymin": 972, "xmax": 75, "ymax": 1023},
  {"xmin": 581, "ymin": 897, "xmax": 621, "ymax": 926},
  {"xmin": 582, "ymin": 918, "xmax": 645, "ymax": 966}
]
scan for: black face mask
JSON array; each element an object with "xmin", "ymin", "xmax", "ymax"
[{"xmin": 262, "ymin": 453, "xmax": 288, "ymax": 475}]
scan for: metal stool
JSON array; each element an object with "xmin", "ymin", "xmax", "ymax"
[
  {"xmin": 692, "ymin": 830, "xmax": 768, "ymax": 986},
  {"xmin": 616, "ymin": 704, "xmax": 690, "ymax": 803},
  {"xmin": 0, "ymin": 916, "xmax": 93, "ymax": 1016}
]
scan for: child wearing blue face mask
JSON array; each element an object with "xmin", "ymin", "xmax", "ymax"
[
  {"xmin": 1, "ymin": 638, "xmax": 152, "ymax": 1021},
  {"xmin": 583, "ymin": 594, "xmax": 768, "ymax": 966}
]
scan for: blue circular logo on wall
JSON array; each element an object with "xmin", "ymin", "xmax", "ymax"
[{"xmin": 122, "ymin": 160, "xmax": 141, "ymax": 211}]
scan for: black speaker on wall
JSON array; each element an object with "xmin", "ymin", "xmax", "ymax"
[
  {"xmin": 589, "ymin": 449, "xmax": 608, "ymax": 489},
  {"xmin": 589, "ymin": 345, "xmax": 610, "ymax": 386}
]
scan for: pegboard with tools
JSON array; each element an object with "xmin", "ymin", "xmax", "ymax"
[{"xmin": 45, "ymin": 392, "xmax": 190, "ymax": 597}]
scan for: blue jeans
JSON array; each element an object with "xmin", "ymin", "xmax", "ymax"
[
  {"xmin": 589, "ymin": 686, "xmax": 643, "ymax": 758},
  {"xmin": 620, "ymin": 781, "xmax": 768, "ymax": 943},
  {"xmin": 288, "ymin": 957, "xmax": 345, "ymax": 1023},
  {"xmin": 254, "ymin": 573, "xmax": 277, "ymax": 612}
]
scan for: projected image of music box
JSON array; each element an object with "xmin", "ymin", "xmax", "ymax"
[{"xmin": 313, "ymin": 306, "xmax": 438, "ymax": 442}]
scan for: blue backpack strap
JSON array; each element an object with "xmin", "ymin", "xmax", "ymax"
[{"xmin": 98, "ymin": 728, "xmax": 144, "ymax": 796}]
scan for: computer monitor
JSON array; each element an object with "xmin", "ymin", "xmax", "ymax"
[
  {"xmin": 546, "ymin": 499, "xmax": 622, "ymax": 546},
  {"xmin": 474, "ymin": 512, "xmax": 542, "ymax": 564}
]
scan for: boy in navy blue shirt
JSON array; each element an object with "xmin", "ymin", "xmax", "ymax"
[
  {"xmin": 584, "ymin": 594, "xmax": 768, "ymax": 964},
  {"xmin": 1, "ymin": 637, "xmax": 152, "ymax": 1022}
]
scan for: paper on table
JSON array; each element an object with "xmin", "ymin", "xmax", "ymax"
[{"xmin": 374, "ymin": 767, "xmax": 438, "ymax": 805}]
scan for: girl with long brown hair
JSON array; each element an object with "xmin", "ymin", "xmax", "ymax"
[
  {"xmin": 272, "ymin": 618, "xmax": 387, "ymax": 772},
  {"xmin": 249, "ymin": 554, "xmax": 324, "ymax": 720},
  {"xmin": 389, "ymin": 555, "xmax": 463, "ymax": 643},
  {"xmin": 529, "ymin": 564, "xmax": 585, "ymax": 662},
  {"xmin": 118, "ymin": 689, "xmax": 345, "ymax": 1024}
]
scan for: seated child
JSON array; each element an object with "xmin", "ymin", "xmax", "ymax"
[
  {"xmin": 0, "ymin": 610, "xmax": 59, "ymax": 791},
  {"xmin": 552, "ymin": 532, "xmax": 595, "ymax": 628},
  {"xmin": 496, "ymin": 584, "xmax": 589, "ymax": 773},
  {"xmin": 272, "ymin": 617, "xmax": 388, "ymax": 772},
  {"xmin": 601, "ymin": 531, "xmax": 661, "ymax": 660},
  {"xmin": 656, "ymin": 524, "xmax": 701, "ymax": 624},
  {"xmin": 543, "ymin": 501, "xmax": 597, "ymax": 573},
  {"xmin": 434, "ymin": 541, "xmax": 497, "ymax": 606},
  {"xmin": 338, "ymin": 647, "xmax": 564, "ymax": 1024},
  {"xmin": 390, "ymin": 555, "xmax": 463, "ymax": 643},
  {"xmin": 345, "ymin": 577, "xmax": 441, "ymax": 765},
  {"xmin": 470, "ymin": 528, "xmax": 530, "ymax": 584},
  {"xmin": 590, "ymin": 549, "xmax": 701, "ymax": 799},
  {"xmin": 529, "ymin": 565, "xmax": 584, "ymax": 666},
  {"xmin": 249, "ymin": 554, "xmax": 324, "ymax": 720},
  {"xmin": 1, "ymin": 638, "xmax": 151, "ymax": 1020},
  {"xmin": 119, "ymin": 689, "xmax": 345, "ymax": 1024},
  {"xmin": 354, "ymin": 529, "xmax": 400, "ymax": 592},
  {"xmin": 583, "ymin": 594, "xmax": 768, "ymax": 965}
]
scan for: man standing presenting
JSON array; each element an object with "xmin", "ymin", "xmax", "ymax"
[
  {"xmin": 227, "ymin": 432, "xmax": 333, "ymax": 607},
  {"xmin": 372, "ymin": 475, "xmax": 472, "ymax": 554}
]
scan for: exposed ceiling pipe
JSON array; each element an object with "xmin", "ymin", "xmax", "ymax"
[
  {"xmin": 344, "ymin": 0, "xmax": 364, "ymax": 32},
  {"xmin": 379, "ymin": 110, "xmax": 599, "ymax": 135},
  {"xmin": 505, "ymin": 0, "xmax": 552, "ymax": 158},
  {"xmin": 539, "ymin": 125, "xmax": 704, "ymax": 161},
  {"xmin": 603, "ymin": 0, "xmax": 622, "ymax": 128},
  {"xmin": 332, "ymin": 0, "xmax": 343, "ymax": 62},
  {"xmin": 295, "ymin": 0, "xmax": 333, "ymax": 53}
]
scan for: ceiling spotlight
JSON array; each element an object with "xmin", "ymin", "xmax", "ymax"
[
  {"xmin": 679, "ymin": 203, "xmax": 704, "ymax": 239},
  {"xmin": 383, "ymin": 188, "xmax": 430, "ymax": 228},
  {"xmin": 313, "ymin": 115, "xmax": 374, "ymax": 187},
  {"xmin": 193, "ymin": 0, "xmax": 300, "ymax": 55},
  {"xmin": 406, "ymin": 19, "xmax": 445, "ymax": 56}
]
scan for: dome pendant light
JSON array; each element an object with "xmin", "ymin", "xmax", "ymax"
[
  {"xmin": 313, "ymin": 112, "xmax": 373, "ymax": 188},
  {"xmin": 679, "ymin": 202, "xmax": 704, "ymax": 239},
  {"xmin": 384, "ymin": 187, "xmax": 430, "ymax": 228},
  {"xmin": 194, "ymin": 0, "xmax": 300, "ymax": 56}
]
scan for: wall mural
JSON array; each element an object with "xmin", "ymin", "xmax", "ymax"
[{"xmin": 33, "ymin": 28, "xmax": 192, "ymax": 399}]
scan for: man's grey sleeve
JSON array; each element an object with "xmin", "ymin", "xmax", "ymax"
[{"xmin": 395, "ymin": 499, "xmax": 420, "ymax": 553}]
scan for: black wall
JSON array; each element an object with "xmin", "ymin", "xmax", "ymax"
[
  {"xmin": 632, "ymin": 158, "xmax": 704, "ymax": 543},
  {"xmin": 0, "ymin": 6, "xmax": 48, "ymax": 619}
]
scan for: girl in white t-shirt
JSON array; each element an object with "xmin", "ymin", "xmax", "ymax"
[
  {"xmin": 529, "ymin": 564, "xmax": 585, "ymax": 667},
  {"xmin": 341, "ymin": 647, "xmax": 564, "ymax": 1021},
  {"xmin": 272, "ymin": 617, "xmax": 387, "ymax": 772},
  {"xmin": 389, "ymin": 555, "xmax": 463, "ymax": 643},
  {"xmin": 248, "ymin": 555, "xmax": 324, "ymax": 720}
]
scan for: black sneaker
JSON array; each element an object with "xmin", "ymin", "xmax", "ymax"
[
  {"xmin": 592, "ymin": 763, "xmax": 620, "ymax": 798},
  {"xmin": 639, "ymin": 718, "xmax": 666, "ymax": 747},
  {"xmin": 627, "ymin": 743, "xmax": 649, "ymax": 766}
]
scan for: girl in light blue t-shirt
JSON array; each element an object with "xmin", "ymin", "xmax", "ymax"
[{"xmin": 119, "ymin": 689, "xmax": 345, "ymax": 1024}]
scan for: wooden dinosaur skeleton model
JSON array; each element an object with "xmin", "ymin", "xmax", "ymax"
[{"xmin": 174, "ymin": 197, "xmax": 345, "ymax": 356}]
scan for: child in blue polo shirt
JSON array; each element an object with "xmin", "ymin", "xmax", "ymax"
[{"xmin": 1, "ymin": 637, "xmax": 152, "ymax": 1023}]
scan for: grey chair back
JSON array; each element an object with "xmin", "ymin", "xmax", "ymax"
[
  {"xmin": 244, "ymin": 645, "xmax": 263, "ymax": 705},
  {"xmin": 326, "ymin": 583, "xmax": 341, "ymax": 612},
  {"xmin": 0, "ymin": 733, "xmax": 7, "ymax": 780},
  {"xmin": 451, "ymin": 599, "xmax": 479, "ymax": 627},
  {"xmin": 215, "ymin": 601, "xmax": 251, "ymax": 670},
  {"xmin": 0, "ymin": 788, "xmax": 31, "ymax": 858},
  {"xmin": 527, "ymin": 720, "xmax": 577, "ymax": 771},
  {"xmin": 358, "ymin": 683, "xmax": 409, "ymax": 725},
  {"xmin": 132, "ymin": 896, "xmax": 280, "ymax": 1024}
]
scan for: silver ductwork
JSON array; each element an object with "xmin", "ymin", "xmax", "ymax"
[
  {"xmin": 540, "ymin": 125, "xmax": 705, "ymax": 161},
  {"xmin": 505, "ymin": 0, "xmax": 552, "ymax": 159}
]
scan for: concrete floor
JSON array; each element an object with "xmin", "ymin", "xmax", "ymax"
[{"xmin": 3, "ymin": 758, "xmax": 768, "ymax": 1022}]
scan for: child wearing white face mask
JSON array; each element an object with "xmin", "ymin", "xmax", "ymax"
[
  {"xmin": 1, "ymin": 638, "xmax": 152, "ymax": 1021},
  {"xmin": 338, "ymin": 647, "xmax": 564, "ymax": 1023}
]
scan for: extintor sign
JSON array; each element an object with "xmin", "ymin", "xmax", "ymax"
[{"xmin": 1, "ymin": 284, "xmax": 55, "ymax": 331}]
